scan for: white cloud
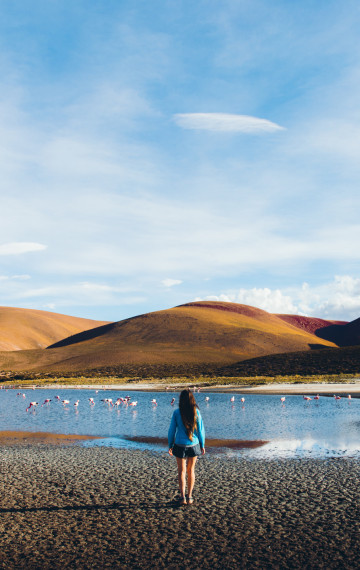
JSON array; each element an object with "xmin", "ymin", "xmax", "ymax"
[
  {"xmin": 196, "ymin": 276, "xmax": 360, "ymax": 321},
  {"xmin": 173, "ymin": 113, "xmax": 285, "ymax": 134},
  {"xmin": 196, "ymin": 288, "xmax": 298, "ymax": 315},
  {"xmin": 161, "ymin": 278, "xmax": 182, "ymax": 287},
  {"xmin": 0, "ymin": 242, "xmax": 46, "ymax": 255},
  {"xmin": 15, "ymin": 281, "xmax": 147, "ymax": 309}
]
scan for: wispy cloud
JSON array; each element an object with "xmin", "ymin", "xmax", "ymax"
[
  {"xmin": 0, "ymin": 242, "xmax": 47, "ymax": 255},
  {"xmin": 161, "ymin": 278, "xmax": 182, "ymax": 287},
  {"xmin": 173, "ymin": 113, "xmax": 285, "ymax": 134}
]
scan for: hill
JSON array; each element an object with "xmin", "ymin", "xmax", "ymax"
[
  {"xmin": 0, "ymin": 307, "xmax": 109, "ymax": 351},
  {"xmin": 314, "ymin": 317, "xmax": 360, "ymax": 347},
  {"xmin": 276, "ymin": 314, "xmax": 346, "ymax": 335},
  {"xmin": 0, "ymin": 301, "xmax": 338, "ymax": 374},
  {"xmin": 217, "ymin": 345, "xmax": 360, "ymax": 377}
]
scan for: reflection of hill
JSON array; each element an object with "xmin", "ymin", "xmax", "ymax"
[
  {"xmin": 0, "ymin": 307, "xmax": 109, "ymax": 351},
  {"xmin": 0, "ymin": 301, "xmax": 337, "ymax": 373}
]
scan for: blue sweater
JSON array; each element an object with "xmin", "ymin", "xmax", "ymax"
[{"xmin": 168, "ymin": 408, "xmax": 205, "ymax": 449}]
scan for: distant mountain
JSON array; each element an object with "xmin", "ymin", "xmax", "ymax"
[
  {"xmin": 314, "ymin": 317, "xmax": 360, "ymax": 347},
  {"xmin": 0, "ymin": 301, "xmax": 338, "ymax": 373},
  {"xmin": 276, "ymin": 314, "xmax": 347, "ymax": 335},
  {"xmin": 218, "ymin": 344, "xmax": 360, "ymax": 377},
  {"xmin": 0, "ymin": 307, "xmax": 109, "ymax": 351}
]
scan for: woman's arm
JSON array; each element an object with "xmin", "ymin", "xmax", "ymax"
[
  {"xmin": 196, "ymin": 410, "xmax": 205, "ymax": 451},
  {"xmin": 168, "ymin": 410, "xmax": 177, "ymax": 451}
]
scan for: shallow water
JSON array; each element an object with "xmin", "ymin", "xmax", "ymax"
[{"xmin": 1, "ymin": 388, "xmax": 359, "ymax": 458}]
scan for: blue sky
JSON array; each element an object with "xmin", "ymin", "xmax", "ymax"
[{"xmin": 1, "ymin": 0, "xmax": 360, "ymax": 321}]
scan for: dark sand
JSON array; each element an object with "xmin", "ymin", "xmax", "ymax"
[{"xmin": 0, "ymin": 443, "xmax": 359, "ymax": 569}]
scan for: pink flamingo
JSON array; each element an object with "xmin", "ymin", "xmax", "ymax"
[
  {"xmin": 280, "ymin": 397, "xmax": 286, "ymax": 403},
  {"xmin": 129, "ymin": 401, "xmax": 138, "ymax": 407},
  {"xmin": 55, "ymin": 395, "xmax": 61, "ymax": 401},
  {"xmin": 170, "ymin": 397, "xmax": 175, "ymax": 405},
  {"xmin": 230, "ymin": 396, "xmax": 235, "ymax": 403},
  {"xmin": 151, "ymin": 399, "xmax": 157, "ymax": 406},
  {"xmin": 205, "ymin": 396, "xmax": 210, "ymax": 402},
  {"xmin": 241, "ymin": 397, "xmax": 245, "ymax": 404},
  {"xmin": 62, "ymin": 399, "xmax": 70, "ymax": 406},
  {"xmin": 26, "ymin": 402, "xmax": 39, "ymax": 412},
  {"xmin": 42, "ymin": 399, "xmax": 51, "ymax": 406},
  {"xmin": 89, "ymin": 397, "xmax": 95, "ymax": 405},
  {"xmin": 348, "ymin": 395, "xmax": 352, "ymax": 399},
  {"xmin": 314, "ymin": 395, "xmax": 320, "ymax": 400},
  {"xmin": 334, "ymin": 395, "xmax": 341, "ymax": 400},
  {"xmin": 303, "ymin": 396, "xmax": 312, "ymax": 401},
  {"xmin": 74, "ymin": 400, "xmax": 79, "ymax": 409}
]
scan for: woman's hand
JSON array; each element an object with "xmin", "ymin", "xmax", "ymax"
[
  {"xmin": 168, "ymin": 448, "xmax": 173, "ymax": 456},
  {"xmin": 201, "ymin": 447, "xmax": 205, "ymax": 455}
]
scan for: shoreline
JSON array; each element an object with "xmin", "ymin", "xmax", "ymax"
[{"xmin": 5, "ymin": 380, "xmax": 360, "ymax": 395}]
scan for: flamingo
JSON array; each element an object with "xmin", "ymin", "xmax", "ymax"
[
  {"xmin": 314, "ymin": 395, "xmax": 320, "ymax": 400},
  {"xmin": 240, "ymin": 397, "xmax": 245, "ymax": 404},
  {"xmin": 280, "ymin": 397, "xmax": 286, "ymax": 403},
  {"xmin": 205, "ymin": 396, "xmax": 210, "ymax": 402},
  {"xmin": 89, "ymin": 397, "xmax": 95, "ymax": 405},
  {"xmin": 55, "ymin": 395, "xmax": 61, "ymax": 401},
  {"xmin": 303, "ymin": 396, "xmax": 312, "ymax": 401},
  {"xmin": 230, "ymin": 396, "xmax": 235, "ymax": 403},
  {"xmin": 334, "ymin": 395, "xmax": 341, "ymax": 400},
  {"xmin": 129, "ymin": 401, "xmax": 138, "ymax": 407},
  {"xmin": 348, "ymin": 395, "xmax": 352, "ymax": 399},
  {"xmin": 62, "ymin": 399, "xmax": 70, "ymax": 406},
  {"xmin": 74, "ymin": 400, "xmax": 79, "ymax": 408},
  {"xmin": 26, "ymin": 402, "xmax": 39, "ymax": 412},
  {"xmin": 151, "ymin": 399, "xmax": 157, "ymax": 406},
  {"xmin": 42, "ymin": 399, "xmax": 51, "ymax": 406},
  {"xmin": 170, "ymin": 397, "xmax": 175, "ymax": 405}
]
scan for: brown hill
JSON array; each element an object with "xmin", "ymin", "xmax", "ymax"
[
  {"xmin": 0, "ymin": 307, "xmax": 109, "ymax": 351},
  {"xmin": 0, "ymin": 302, "xmax": 337, "ymax": 373}
]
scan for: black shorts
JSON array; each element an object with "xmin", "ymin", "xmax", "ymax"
[{"xmin": 172, "ymin": 443, "xmax": 202, "ymax": 458}]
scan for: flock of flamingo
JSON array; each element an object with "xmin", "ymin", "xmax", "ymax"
[{"xmin": 8, "ymin": 388, "xmax": 353, "ymax": 413}]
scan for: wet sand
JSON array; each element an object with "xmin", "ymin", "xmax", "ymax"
[{"xmin": 0, "ymin": 443, "xmax": 359, "ymax": 569}]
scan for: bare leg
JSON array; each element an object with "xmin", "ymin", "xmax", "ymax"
[
  {"xmin": 186, "ymin": 456, "xmax": 197, "ymax": 499},
  {"xmin": 176, "ymin": 457, "xmax": 187, "ymax": 499}
]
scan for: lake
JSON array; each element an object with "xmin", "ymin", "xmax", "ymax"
[{"xmin": 1, "ymin": 388, "xmax": 359, "ymax": 458}]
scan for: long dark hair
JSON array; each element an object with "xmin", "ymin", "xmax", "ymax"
[{"xmin": 179, "ymin": 389, "xmax": 199, "ymax": 441}]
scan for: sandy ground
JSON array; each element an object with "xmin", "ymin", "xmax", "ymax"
[
  {"xmin": 6, "ymin": 379, "xmax": 360, "ymax": 395},
  {"xmin": 0, "ymin": 443, "xmax": 359, "ymax": 569}
]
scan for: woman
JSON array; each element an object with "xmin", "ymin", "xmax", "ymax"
[{"xmin": 168, "ymin": 389, "xmax": 205, "ymax": 506}]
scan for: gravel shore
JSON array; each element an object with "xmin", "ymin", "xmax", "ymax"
[{"xmin": 0, "ymin": 444, "xmax": 359, "ymax": 569}]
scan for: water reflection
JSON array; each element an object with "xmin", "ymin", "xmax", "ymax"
[{"xmin": 0, "ymin": 388, "xmax": 359, "ymax": 458}]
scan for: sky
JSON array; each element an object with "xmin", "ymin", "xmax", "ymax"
[{"xmin": 1, "ymin": 0, "xmax": 360, "ymax": 322}]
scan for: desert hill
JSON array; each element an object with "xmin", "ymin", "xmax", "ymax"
[
  {"xmin": 0, "ymin": 307, "xmax": 109, "ymax": 351},
  {"xmin": 0, "ymin": 301, "xmax": 339, "ymax": 373}
]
